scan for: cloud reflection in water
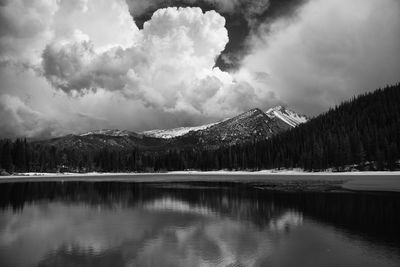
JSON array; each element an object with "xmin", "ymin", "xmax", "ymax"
[{"xmin": 0, "ymin": 182, "xmax": 399, "ymax": 267}]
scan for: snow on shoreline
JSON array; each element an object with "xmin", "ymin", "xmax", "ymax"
[
  {"xmin": 1, "ymin": 170, "xmax": 399, "ymax": 193},
  {"xmin": 3, "ymin": 169, "xmax": 400, "ymax": 178}
]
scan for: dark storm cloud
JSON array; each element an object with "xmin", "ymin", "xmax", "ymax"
[{"xmin": 125, "ymin": 0, "xmax": 309, "ymax": 70}]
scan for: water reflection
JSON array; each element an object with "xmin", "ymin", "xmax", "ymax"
[{"xmin": 0, "ymin": 181, "xmax": 399, "ymax": 267}]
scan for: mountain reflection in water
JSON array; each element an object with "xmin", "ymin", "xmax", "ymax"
[{"xmin": 0, "ymin": 181, "xmax": 399, "ymax": 267}]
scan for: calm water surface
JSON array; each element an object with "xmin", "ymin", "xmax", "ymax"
[{"xmin": 0, "ymin": 179, "xmax": 399, "ymax": 267}]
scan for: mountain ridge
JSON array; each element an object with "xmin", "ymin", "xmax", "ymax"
[
  {"xmin": 35, "ymin": 106, "xmax": 307, "ymax": 152},
  {"xmin": 2, "ymin": 84, "xmax": 398, "ymax": 173},
  {"xmin": 78, "ymin": 106, "xmax": 307, "ymax": 139}
]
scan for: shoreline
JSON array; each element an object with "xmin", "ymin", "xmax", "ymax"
[
  {"xmin": 3, "ymin": 169, "xmax": 400, "ymax": 177},
  {"xmin": 0, "ymin": 170, "xmax": 399, "ymax": 193}
]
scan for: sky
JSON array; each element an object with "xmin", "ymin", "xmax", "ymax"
[{"xmin": 0, "ymin": 0, "xmax": 399, "ymax": 139}]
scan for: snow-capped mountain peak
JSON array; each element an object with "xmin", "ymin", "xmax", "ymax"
[
  {"xmin": 141, "ymin": 106, "xmax": 307, "ymax": 140},
  {"xmin": 266, "ymin": 106, "xmax": 308, "ymax": 127},
  {"xmin": 42, "ymin": 106, "xmax": 308, "ymax": 152}
]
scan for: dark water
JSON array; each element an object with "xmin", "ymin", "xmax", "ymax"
[{"xmin": 0, "ymin": 181, "xmax": 399, "ymax": 267}]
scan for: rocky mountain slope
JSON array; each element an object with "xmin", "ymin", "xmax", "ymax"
[
  {"xmin": 35, "ymin": 130, "xmax": 167, "ymax": 152},
  {"xmin": 148, "ymin": 106, "xmax": 308, "ymax": 148},
  {"xmin": 35, "ymin": 106, "xmax": 307, "ymax": 151},
  {"xmin": 266, "ymin": 105, "xmax": 307, "ymax": 127},
  {"xmin": 175, "ymin": 108, "xmax": 285, "ymax": 148},
  {"xmin": 142, "ymin": 106, "xmax": 307, "ymax": 141}
]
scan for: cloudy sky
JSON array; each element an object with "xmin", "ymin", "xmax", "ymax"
[{"xmin": 0, "ymin": 0, "xmax": 399, "ymax": 139}]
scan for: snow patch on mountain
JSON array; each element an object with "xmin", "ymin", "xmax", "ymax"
[
  {"xmin": 79, "ymin": 129, "xmax": 134, "ymax": 137},
  {"xmin": 141, "ymin": 122, "xmax": 219, "ymax": 139},
  {"xmin": 266, "ymin": 106, "xmax": 308, "ymax": 127}
]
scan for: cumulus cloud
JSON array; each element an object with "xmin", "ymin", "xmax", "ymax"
[
  {"xmin": 41, "ymin": 6, "xmax": 267, "ymax": 117},
  {"xmin": 240, "ymin": 0, "xmax": 400, "ymax": 115},
  {"xmin": 53, "ymin": 0, "xmax": 139, "ymax": 50},
  {"xmin": 0, "ymin": 0, "xmax": 57, "ymax": 64},
  {"xmin": 0, "ymin": 94, "xmax": 58, "ymax": 138},
  {"xmin": 0, "ymin": 0, "xmax": 138, "ymax": 65},
  {"xmin": 42, "ymin": 35, "xmax": 141, "ymax": 93}
]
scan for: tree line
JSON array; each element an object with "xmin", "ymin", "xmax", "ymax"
[{"xmin": 1, "ymin": 83, "xmax": 399, "ymax": 173}]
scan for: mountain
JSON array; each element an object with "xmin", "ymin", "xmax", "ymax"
[
  {"xmin": 2, "ymin": 84, "xmax": 398, "ymax": 173},
  {"xmin": 35, "ymin": 130, "xmax": 167, "ymax": 152},
  {"xmin": 33, "ymin": 106, "xmax": 307, "ymax": 152},
  {"xmin": 174, "ymin": 107, "xmax": 304, "ymax": 148},
  {"xmin": 142, "ymin": 106, "xmax": 307, "ymax": 147}
]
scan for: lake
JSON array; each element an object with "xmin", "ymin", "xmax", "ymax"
[{"xmin": 0, "ymin": 179, "xmax": 399, "ymax": 267}]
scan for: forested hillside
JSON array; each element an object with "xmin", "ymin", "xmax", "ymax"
[
  {"xmin": 218, "ymin": 83, "xmax": 400, "ymax": 171},
  {"xmin": 0, "ymin": 83, "xmax": 399, "ymax": 173}
]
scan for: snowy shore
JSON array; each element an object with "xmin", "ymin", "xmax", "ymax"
[
  {"xmin": 5, "ymin": 169, "xmax": 400, "ymax": 176},
  {"xmin": 1, "ymin": 170, "xmax": 399, "ymax": 193}
]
